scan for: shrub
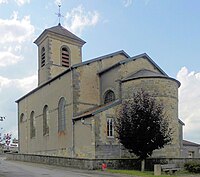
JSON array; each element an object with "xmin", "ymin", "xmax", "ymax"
[{"xmin": 184, "ymin": 162, "xmax": 200, "ymax": 173}]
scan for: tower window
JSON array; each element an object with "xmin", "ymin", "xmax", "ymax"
[
  {"xmin": 104, "ymin": 90, "xmax": 115, "ymax": 104},
  {"xmin": 41, "ymin": 47, "xmax": 45, "ymax": 67},
  {"xmin": 61, "ymin": 47, "xmax": 70, "ymax": 67}
]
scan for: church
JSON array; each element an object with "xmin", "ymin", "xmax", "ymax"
[{"xmin": 16, "ymin": 24, "xmax": 183, "ymax": 159}]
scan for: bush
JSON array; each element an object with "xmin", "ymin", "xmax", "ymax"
[{"xmin": 184, "ymin": 162, "xmax": 200, "ymax": 173}]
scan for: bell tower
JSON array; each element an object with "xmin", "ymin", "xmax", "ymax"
[{"xmin": 34, "ymin": 24, "xmax": 86, "ymax": 86}]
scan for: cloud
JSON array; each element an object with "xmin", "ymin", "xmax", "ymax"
[
  {"xmin": 54, "ymin": 0, "xmax": 61, "ymax": 5},
  {"xmin": 0, "ymin": 76, "xmax": 10, "ymax": 90},
  {"xmin": 14, "ymin": 0, "xmax": 30, "ymax": 6},
  {"xmin": 0, "ymin": 0, "xmax": 29, "ymax": 5},
  {"xmin": 177, "ymin": 67, "xmax": 200, "ymax": 143},
  {"xmin": 0, "ymin": 74, "xmax": 37, "ymax": 93},
  {"xmin": 122, "ymin": 0, "xmax": 133, "ymax": 7},
  {"xmin": 0, "ymin": 51, "xmax": 23, "ymax": 67},
  {"xmin": 0, "ymin": 74, "xmax": 37, "ymax": 139},
  {"xmin": 0, "ymin": 11, "xmax": 34, "ymax": 44},
  {"xmin": 0, "ymin": 12, "xmax": 34, "ymax": 67},
  {"xmin": 16, "ymin": 74, "xmax": 37, "ymax": 93},
  {"xmin": 0, "ymin": 0, "xmax": 8, "ymax": 4},
  {"xmin": 64, "ymin": 5, "xmax": 100, "ymax": 35},
  {"xmin": 122, "ymin": 0, "xmax": 151, "ymax": 7}
]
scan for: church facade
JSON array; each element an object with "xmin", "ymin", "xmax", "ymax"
[{"xmin": 16, "ymin": 24, "xmax": 183, "ymax": 159}]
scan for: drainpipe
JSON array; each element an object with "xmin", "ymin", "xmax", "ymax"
[
  {"xmin": 119, "ymin": 80, "xmax": 122, "ymax": 100},
  {"xmin": 72, "ymin": 119, "xmax": 75, "ymax": 157},
  {"xmin": 71, "ymin": 68, "xmax": 75, "ymax": 158}
]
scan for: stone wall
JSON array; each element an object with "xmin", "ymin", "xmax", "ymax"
[
  {"xmin": 6, "ymin": 153, "xmax": 200, "ymax": 170},
  {"xmin": 6, "ymin": 153, "xmax": 95, "ymax": 170},
  {"xmin": 18, "ymin": 71, "xmax": 73, "ymax": 156},
  {"xmin": 121, "ymin": 77, "xmax": 181, "ymax": 158}
]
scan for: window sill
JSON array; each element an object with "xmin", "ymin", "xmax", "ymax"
[
  {"xmin": 58, "ymin": 131, "xmax": 66, "ymax": 136},
  {"xmin": 107, "ymin": 136, "xmax": 114, "ymax": 139},
  {"xmin": 43, "ymin": 134, "xmax": 49, "ymax": 137}
]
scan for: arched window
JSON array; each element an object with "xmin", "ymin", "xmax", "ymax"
[
  {"xmin": 58, "ymin": 97, "xmax": 66, "ymax": 132},
  {"xmin": 104, "ymin": 90, "xmax": 115, "ymax": 104},
  {"xmin": 61, "ymin": 47, "xmax": 70, "ymax": 67},
  {"xmin": 43, "ymin": 105, "xmax": 49, "ymax": 136},
  {"xmin": 41, "ymin": 47, "xmax": 45, "ymax": 67},
  {"xmin": 30, "ymin": 111, "xmax": 36, "ymax": 138},
  {"xmin": 20, "ymin": 113, "xmax": 25, "ymax": 123}
]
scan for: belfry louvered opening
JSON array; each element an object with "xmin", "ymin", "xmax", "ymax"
[
  {"xmin": 41, "ymin": 47, "xmax": 45, "ymax": 67},
  {"xmin": 61, "ymin": 47, "xmax": 70, "ymax": 67}
]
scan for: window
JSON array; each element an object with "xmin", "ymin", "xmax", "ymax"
[
  {"xmin": 41, "ymin": 47, "xmax": 45, "ymax": 67},
  {"xmin": 107, "ymin": 118, "xmax": 114, "ymax": 137},
  {"xmin": 188, "ymin": 151, "xmax": 194, "ymax": 158},
  {"xmin": 61, "ymin": 47, "xmax": 70, "ymax": 67},
  {"xmin": 104, "ymin": 90, "xmax": 115, "ymax": 104},
  {"xmin": 43, "ymin": 105, "xmax": 49, "ymax": 136},
  {"xmin": 20, "ymin": 113, "xmax": 25, "ymax": 123},
  {"xmin": 30, "ymin": 111, "xmax": 36, "ymax": 138},
  {"xmin": 58, "ymin": 97, "xmax": 66, "ymax": 132}
]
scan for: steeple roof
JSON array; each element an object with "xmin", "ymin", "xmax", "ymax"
[{"xmin": 34, "ymin": 24, "xmax": 86, "ymax": 45}]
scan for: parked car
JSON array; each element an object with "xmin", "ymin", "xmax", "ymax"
[{"xmin": 9, "ymin": 143, "xmax": 18, "ymax": 153}]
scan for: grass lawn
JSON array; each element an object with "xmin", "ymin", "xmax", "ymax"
[{"xmin": 106, "ymin": 169, "xmax": 199, "ymax": 177}]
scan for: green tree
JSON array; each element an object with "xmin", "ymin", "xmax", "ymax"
[{"xmin": 115, "ymin": 90, "xmax": 172, "ymax": 171}]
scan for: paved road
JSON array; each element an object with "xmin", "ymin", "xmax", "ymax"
[{"xmin": 0, "ymin": 156, "xmax": 131, "ymax": 177}]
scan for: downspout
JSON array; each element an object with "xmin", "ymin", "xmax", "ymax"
[
  {"xmin": 71, "ymin": 68, "xmax": 75, "ymax": 157},
  {"xmin": 119, "ymin": 80, "xmax": 122, "ymax": 100},
  {"xmin": 72, "ymin": 119, "xmax": 75, "ymax": 157},
  {"xmin": 119, "ymin": 80, "xmax": 122, "ymax": 158}
]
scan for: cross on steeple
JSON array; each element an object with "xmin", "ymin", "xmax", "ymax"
[{"xmin": 55, "ymin": 4, "xmax": 64, "ymax": 25}]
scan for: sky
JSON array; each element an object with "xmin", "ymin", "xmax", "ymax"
[{"xmin": 0, "ymin": 0, "xmax": 199, "ymax": 144}]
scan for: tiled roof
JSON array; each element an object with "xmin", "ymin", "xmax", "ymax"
[
  {"xmin": 178, "ymin": 119, "xmax": 185, "ymax": 125},
  {"xmin": 183, "ymin": 140, "xmax": 200, "ymax": 147},
  {"xmin": 73, "ymin": 100, "xmax": 121, "ymax": 120},
  {"xmin": 73, "ymin": 50, "xmax": 129, "ymax": 68},
  {"xmin": 98, "ymin": 53, "xmax": 168, "ymax": 76},
  {"xmin": 122, "ymin": 69, "xmax": 164, "ymax": 81},
  {"xmin": 121, "ymin": 68, "xmax": 180, "ymax": 87},
  {"xmin": 34, "ymin": 24, "xmax": 86, "ymax": 45}
]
